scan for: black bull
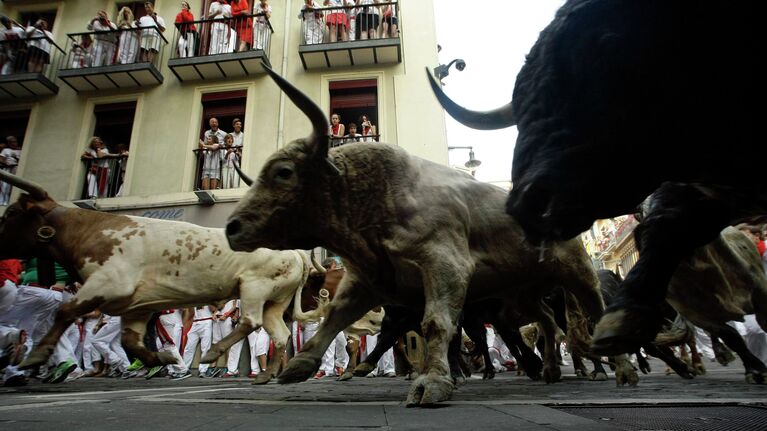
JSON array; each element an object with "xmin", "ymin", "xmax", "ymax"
[{"xmin": 428, "ymin": 0, "xmax": 760, "ymax": 355}]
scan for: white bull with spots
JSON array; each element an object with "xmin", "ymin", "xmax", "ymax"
[{"xmin": 0, "ymin": 170, "xmax": 321, "ymax": 384}]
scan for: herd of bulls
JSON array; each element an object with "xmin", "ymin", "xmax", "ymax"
[{"xmin": 0, "ymin": 0, "xmax": 761, "ymax": 407}]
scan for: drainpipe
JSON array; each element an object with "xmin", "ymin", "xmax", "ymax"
[{"xmin": 277, "ymin": 0, "xmax": 292, "ymax": 148}]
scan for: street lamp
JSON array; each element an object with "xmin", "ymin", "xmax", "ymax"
[
  {"xmin": 433, "ymin": 58, "xmax": 466, "ymax": 82},
  {"xmin": 448, "ymin": 146, "xmax": 482, "ymax": 169}
]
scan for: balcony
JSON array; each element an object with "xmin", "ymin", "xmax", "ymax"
[
  {"xmin": 58, "ymin": 27, "xmax": 166, "ymax": 92},
  {"xmin": 298, "ymin": 2, "xmax": 401, "ymax": 70},
  {"xmin": 0, "ymin": 36, "xmax": 64, "ymax": 99},
  {"xmin": 192, "ymin": 148, "xmax": 244, "ymax": 194},
  {"xmin": 330, "ymin": 133, "xmax": 380, "ymax": 148},
  {"xmin": 168, "ymin": 14, "xmax": 273, "ymax": 82},
  {"xmin": 80, "ymin": 155, "xmax": 128, "ymax": 200}
]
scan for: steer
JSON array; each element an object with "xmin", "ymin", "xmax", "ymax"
[
  {"xmin": 0, "ymin": 170, "xmax": 322, "ymax": 384},
  {"xmin": 427, "ymin": 0, "xmax": 759, "ymax": 355},
  {"xmin": 225, "ymin": 65, "xmax": 635, "ymax": 406}
]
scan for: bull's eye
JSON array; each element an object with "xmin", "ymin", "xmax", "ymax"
[{"xmin": 276, "ymin": 167, "xmax": 293, "ymax": 180}]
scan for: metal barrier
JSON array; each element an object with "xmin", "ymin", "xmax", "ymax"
[
  {"xmin": 61, "ymin": 26, "xmax": 168, "ymax": 70},
  {"xmin": 193, "ymin": 148, "xmax": 243, "ymax": 191},
  {"xmin": 330, "ymin": 133, "xmax": 380, "ymax": 148},
  {"xmin": 299, "ymin": 1, "xmax": 399, "ymax": 45},
  {"xmin": 171, "ymin": 13, "xmax": 273, "ymax": 59},
  {"xmin": 81, "ymin": 156, "xmax": 129, "ymax": 199},
  {"xmin": 0, "ymin": 35, "xmax": 65, "ymax": 80}
]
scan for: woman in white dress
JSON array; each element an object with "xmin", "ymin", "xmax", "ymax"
[
  {"xmin": 116, "ymin": 7, "xmax": 139, "ymax": 64},
  {"xmin": 207, "ymin": 1, "xmax": 228, "ymax": 54}
]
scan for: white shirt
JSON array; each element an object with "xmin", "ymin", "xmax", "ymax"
[
  {"xmin": 25, "ymin": 27, "xmax": 53, "ymax": 54},
  {"xmin": 231, "ymin": 130, "xmax": 244, "ymax": 148},
  {"xmin": 356, "ymin": 0, "xmax": 379, "ymax": 15},
  {"xmin": 0, "ymin": 148, "xmax": 21, "ymax": 167},
  {"xmin": 254, "ymin": 4, "xmax": 272, "ymax": 23},
  {"xmin": 138, "ymin": 14, "xmax": 165, "ymax": 36},
  {"xmin": 204, "ymin": 129, "xmax": 227, "ymax": 145},
  {"xmin": 84, "ymin": 147, "xmax": 111, "ymax": 168},
  {"xmin": 194, "ymin": 306, "xmax": 213, "ymax": 320},
  {"xmin": 88, "ymin": 19, "xmax": 118, "ymax": 42}
]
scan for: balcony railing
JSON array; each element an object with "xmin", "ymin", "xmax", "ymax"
[
  {"xmin": 58, "ymin": 27, "xmax": 167, "ymax": 91},
  {"xmin": 193, "ymin": 148, "xmax": 243, "ymax": 191},
  {"xmin": 81, "ymin": 156, "xmax": 128, "ymax": 200},
  {"xmin": 330, "ymin": 133, "xmax": 380, "ymax": 148},
  {"xmin": 0, "ymin": 36, "xmax": 65, "ymax": 98},
  {"xmin": 168, "ymin": 13, "xmax": 273, "ymax": 82},
  {"xmin": 298, "ymin": 1, "xmax": 401, "ymax": 69}
]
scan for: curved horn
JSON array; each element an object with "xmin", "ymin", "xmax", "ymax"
[
  {"xmin": 426, "ymin": 67, "xmax": 516, "ymax": 130},
  {"xmin": 0, "ymin": 169, "xmax": 48, "ymax": 201},
  {"xmin": 262, "ymin": 63, "xmax": 330, "ymax": 156},
  {"xmin": 310, "ymin": 249, "xmax": 326, "ymax": 274},
  {"xmin": 233, "ymin": 160, "xmax": 253, "ymax": 186}
]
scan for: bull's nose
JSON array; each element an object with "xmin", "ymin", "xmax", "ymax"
[{"xmin": 226, "ymin": 218, "xmax": 242, "ymax": 238}]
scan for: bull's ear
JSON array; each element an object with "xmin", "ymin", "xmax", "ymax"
[
  {"xmin": 18, "ymin": 194, "xmax": 37, "ymax": 212},
  {"xmin": 18, "ymin": 193, "xmax": 56, "ymax": 214}
]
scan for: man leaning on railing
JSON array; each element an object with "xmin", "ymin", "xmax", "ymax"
[
  {"xmin": 0, "ymin": 15, "xmax": 26, "ymax": 75},
  {"xmin": 87, "ymin": 11, "xmax": 118, "ymax": 67}
]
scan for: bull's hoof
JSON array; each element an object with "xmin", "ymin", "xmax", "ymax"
[
  {"xmin": 589, "ymin": 371, "xmax": 608, "ymax": 382},
  {"xmin": 251, "ymin": 372, "xmax": 272, "ymax": 385},
  {"xmin": 483, "ymin": 369, "xmax": 495, "ymax": 380},
  {"xmin": 405, "ymin": 373, "xmax": 454, "ymax": 407},
  {"xmin": 452, "ymin": 374, "xmax": 466, "ymax": 387},
  {"xmin": 574, "ymin": 368, "xmax": 588, "ymax": 378},
  {"xmin": 614, "ymin": 357, "xmax": 639, "ymax": 387},
  {"xmin": 745, "ymin": 371, "xmax": 767, "ymax": 384},
  {"xmin": 591, "ymin": 308, "xmax": 661, "ymax": 356},
  {"xmin": 18, "ymin": 347, "xmax": 52, "ymax": 370},
  {"xmin": 543, "ymin": 365, "xmax": 561, "ymax": 384},
  {"xmin": 677, "ymin": 367, "xmax": 695, "ymax": 380},
  {"xmin": 200, "ymin": 350, "xmax": 222, "ymax": 364},
  {"xmin": 405, "ymin": 371, "xmax": 419, "ymax": 381},
  {"xmin": 637, "ymin": 359, "xmax": 651, "ymax": 375},
  {"xmin": 352, "ymin": 362, "xmax": 376, "ymax": 377},
  {"xmin": 337, "ymin": 371, "xmax": 353, "ymax": 381},
  {"xmin": 277, "ymin": 355, "xmax": 320, "ymax": 384},
  {"xmin": 693, "ymin": 362, "xmax": 706, "ymax": 375}
]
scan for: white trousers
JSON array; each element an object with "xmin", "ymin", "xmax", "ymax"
[
  {"xmin": 177, "ymin": 32, "xmax": 196, "ymax": 58},
  {"xmin": 91, "ymin": 40, "xmax": 116, "ymax": 67},
  {"xmin": 92, "ymin": 315, "xmax": 130, "ymax": 372},
  {"xmin": 157, "ymin": 312, "xmax": 187, "ymax": 374},
  {"xmin": 183, "ymin": 319, "xmax": 212, "ymax": 372},
  {"xmin": 81, "ymin": 317, "xmax": 102, "ymax": 371},
  {"xmin": 118, "ymin": 32, "xmax": 139, "ymax": 64},
  {"xmin": 740, "ymin": 315, "xmax": 767, "ymax": 364},
  {"xmin": 363, "ymin": 333, "xmax": 395, "ymax": 375}
]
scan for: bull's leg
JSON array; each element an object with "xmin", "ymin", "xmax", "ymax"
[
  {"xmin": 447, "ymin": 328, "xmax": 466, "ymax": 385},
  {"xmin": 120, "ymin": 311, "xmax": 177, "ymax": 367},
  {"xmin": 462, "ymin": 316, "xmax": 494, "ymax": 380},
  {"xmin": 495, "ymin": 326, "xmax": 543, "ymax": 380},
  {"xmin": 711, "ymin": 325, "xmax": 767, "ymax": 384},
  {"xmin": 592, "ymin": 184, "xmax": 729, "ymax": 356},
  {"xmin": 688, "ymin": 340, "xmax": 706, "ymax": 375},
  {"xmin": 200, "ymin": 319, "xmax": 254, "ymax": 364},
  {"xmin": 20, "ymin": 296, "xmax": 102, "ymax": 369},
  {"xmin": 337, "ymin": 337, "xmax": 360, "ymax": 381},
  {"xmin": 280, "ymin": 273, "xmax": 380, "ymax": 384},
  {"xmin": 643, "ymin": 344, "xmax": 694, "ymax": 379},
  {"xmin": 253, "ymin": 299, "xmax": 292, "ymax": 385},
  {"xmin": 635, "ymin": 349, "xmax": 652, "ymax": 374},
  {"xmin": 406, "ymin": 260, "xmax": 472, "ymax": 407},
  {"xmin": 353, "ymin": 307, "xmax": 415, "ymax": 377},
  {"xmin": 534, "ymin": 302, "xmax": 562, "ymax": 384}
]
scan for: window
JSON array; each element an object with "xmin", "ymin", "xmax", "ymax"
[
  {"xmin": 19, "ymin": 10, "xmax": 57, "ymax": 32},
  {"xmin": 0, "ymin": 110, "xmax": 30, "ymax": 205},
  {"xmin": 195, "ymin": 90, "xmax": 247, "ymax": 191},
  {"xmin": 80, "ymin": 102, "xmax": 136, "ymax": 199},
  {"xmin": 329, "ymin": 79, "xmax": 378, "ymax": 146}
]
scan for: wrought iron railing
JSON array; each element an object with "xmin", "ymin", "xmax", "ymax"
[
  {"xmin": 81, "ymin": 155, "xmax": 129, "ymax": 199},
  {"xmin": 298, "ymin": 1, "xmax": 399, "ymax": 45},
  {"xmin": 61, "ymin": 26, "xmax": 168, "ymax": 70},
  {"xmin": 0, "ymin": 35, "xmax": 65, "ymax": 81},
  {"xmin": 330, "ymin": 133, "xmax": 380, "ymax": 148},
  {"xmin": 170, "ymin": 13, "xmax": 273, "ymax": 60},
  {"xmin": 193, "ymin": 148, "xmax": 243, "ymax": 191}
]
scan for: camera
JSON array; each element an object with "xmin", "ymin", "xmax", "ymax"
[{"xmin": 455, "ymin": 59, "xmax": 466, "ymax": 72}]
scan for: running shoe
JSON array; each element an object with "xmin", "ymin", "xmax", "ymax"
[
  {"xmin": 48, "ymin": 360, "xmax": 77, "ymax": 384},
  {"xmin": 126, "ymin": 359, "xmax": 144, "ymax": 372},
  {"xmin": 170, "ymin": 371, "xmax": 192, "ymax": 381},
  {"xmin": 145, "ymin": 366, "xmax": 164, "ymax": 380}
]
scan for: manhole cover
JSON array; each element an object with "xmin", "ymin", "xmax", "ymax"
[{"xmin": 555, "ymin": 405, "xmax": 767, "ymax": 431}]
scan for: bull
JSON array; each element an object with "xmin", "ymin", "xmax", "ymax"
[
  {"xmin": 0, "ymin": 170, "xmax": 324, "ymax": 384},
  {"xmin": 427, "ymin": 0, "xmax": 759, "ymax": 355},
  {"xmin": 225, "ymin": 65, "xmax": 635, "ymax": 406}
]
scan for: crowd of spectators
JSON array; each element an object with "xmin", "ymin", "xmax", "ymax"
[
  {"xmin": 329, "ymin": 112, "xmax": 378, "ymax": 147},
  {"xmin": 197, "ymin": 117, "xmax": 244, "ymax": 191},
  {"xmin": 0, "ymin": 15, "xmax": 55, "ymax": 75},
  {"xmin": 300, "ymin": 0, "xmax": 398, "ymax": 45}
]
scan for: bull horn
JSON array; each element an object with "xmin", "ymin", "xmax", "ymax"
[
  {"xmin": 310, "ymin": 249, "xmax": 326, "ymax": 274},
  {"xmin": 262, "ymin": 63, "xmax": 330, "ymax": 158},
  {"xmin": 233, "ymin": 160, "xmax": 253, "ymax": 186},
  {"xmin": 426, "ymin": 67, "xmax": 516, "ymax": 130},
  {"xmin": 0, "ymin": 169, "xmax": 48, "ymax": 201}
]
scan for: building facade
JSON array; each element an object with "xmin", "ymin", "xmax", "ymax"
[{"xmin": 0, "ymin": 0, "xmax": 448, "ymax": 227}]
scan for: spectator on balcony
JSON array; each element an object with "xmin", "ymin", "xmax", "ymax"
[
  {"xmin": 136, "ymin": 1, "xmax": 166, "ymax": 63},
  {"xmin": 0, "ymin": 16, "xmax": 26, "ymax": 75},
  {"xmin": 381, "ymin": 2, "xmax": 398, "ymax": 38},
  {"xmin": 299, "ymin": 0, "xmax": 324, "ymax": 45},
  {"xmin": 229, "ymin": 0, "xmax": 251, "ymax": 52},
  {"xmin": 329, "ymin": 113, "xmax": 345, "ymax": 146},
  {"xmin": 221, "ymin": 134, "xmax": 242, "ymax": 189},
  {"xmin": 198, "ymin": 134, "xmax": 222, "ymax": 190},
  {"xmin": 360, "ymin": 115, "xmax": 376, "ymax": 142},
  {"xmin": 70, "ymin": 34, "xmax": 93, "ymax": 69},
  {"xmin": 116, "ymin": 7, "xmax": 139, "ymax": 64},
  {"xmin": 0, "ymin": 136, "xmax": 21, "ymax": 206},
  {"xmin": 324, "ymin": 0, "xmax": 349, "ymax": 43},
  {"xmin": 24, "ymin": 19, "xmax": 54, "ymax": 73},
  {"xmin": 204, "ymin": 117, "xmax": 228, "ymax": 144},
  {"xmin": 355, "ymin": 0, "xmax": 380, "ymax": 40},
  {"xmin": 88, "ymin": 11, "xmax": 118, "ymax": 67},
  {"xmin": 81, "ymin": 137, "xmax": 111, "ymax": 199},
  {"xmin": 207, "ymin": 1, "xmax": 230, "ymax": 55},
  {"xmin": 222, "ymin": 1, "xmax": 238, "ymax": 53},
  {"xmin": 344, "ymin": 123, "xmax": 361, "ymax": 144},
  {"xmin": 174, "ymin": 2, "xmax": 197, "ymax": 58},
  {"xmin": 231, "ymin": 118, "xmax": 245, "ymax": 148},
  {"xmin": 252, "ymin": 0, "xmax": 271, "ymax": 51}
]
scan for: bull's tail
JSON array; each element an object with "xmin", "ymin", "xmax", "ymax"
[
  {"xmin": 564, "ymin": 292, "xmax": 593, "ymax": 359},
  {"xmin": 654, "ymin": 314, "xmax": 695, "ymax": 347},
  {"xmin": 291, "ymin": 250, "xmax": 328, "ymax": 324}
]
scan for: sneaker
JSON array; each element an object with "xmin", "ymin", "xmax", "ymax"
[
  {"xmin": 127, "ymin": 359, "xmax": 144, "ymax": 372},
  {"xmin": 107, "ymin": 365, "xmax": 126, "ymax": 378},
  {"xmin": 222, "ymin": 372, "xmax": 238, "ymax": 378},
  {"xmin": 3, "ymin": 374, "xmax": 27, "ymax": 387},
  {"xmin": 145, "ymin": 366, "xmax": 164, "ymax": 380},
  {"xmin": 170, "ymin": 371, "xmax": 192, "ymax": 381},
  {"xmin": 248, "ymin": 372, "xmax": 258, "ymax": 378},
  {"xmin": 199, "ymin": 369, "xmax": 212, "ymax": 378},
  {"xmin": 66, "ymin": 370, "xmax": 85, "ymax": 382},
  {"xmin": 313, "ymin": 371, "xmax": 326, "ymax": 379},
  {"xmin": 48, "ymin": 360, "xmax": 77, "ymax": 384},
  {"xmin": 383, "ymin": 371, "xmax": 396, "ymax": 378},
  {"xmin": 335, "ymin": 367, "xmax": 345, "ymax": 376},
  {"xmin": 211, "ymin": 367, "xmax": 226, "ymax": 378},
  {"xmin": 121, "ymin": 370, "xmax": 139, "ymax": 379},
  {"xmin": 366, "ymin": 372, "xmax": 376, "ymax": 378}
]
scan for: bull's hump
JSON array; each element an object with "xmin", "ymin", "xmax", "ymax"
[{"xmin": 73, "ymin": 214, "xmax": 143, "ymax": 271}]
